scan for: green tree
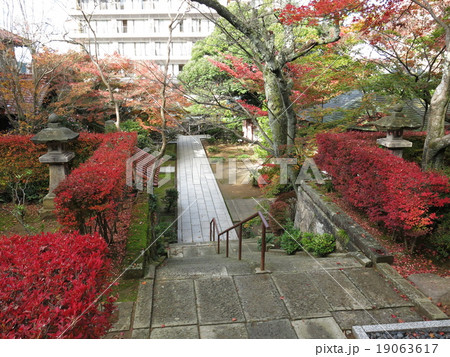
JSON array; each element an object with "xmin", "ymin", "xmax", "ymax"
[{"xmin": 188, "ymin": 0, "xmax": 359, "ymax": 157}]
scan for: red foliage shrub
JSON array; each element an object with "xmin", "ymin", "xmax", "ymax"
[
  {"xmin": 0, "ymin": 133, "xmax": 104, "ymax": 200},
  {"xmin": 0, "ymin": 231, "xmax": 115, "ymax": 338},
  {"xmin": 55, "ymin": 132, "xmax": 137, "ymax": 244},
  {"xmin": 315, "ymin": 133, "xmax": 450, "ymax": 249},
  {"xmin": 269, "ymin": 201, "xmax": 291, "ymax": 235}
]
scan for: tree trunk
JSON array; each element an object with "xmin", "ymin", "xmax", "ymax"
[
  {"xmin": 263, "ymin": 67, "xmax": 287, "ymax": 156},
  {"xmin": 422, "ymin": 33, "xmax": 450, "ymax": 170}
]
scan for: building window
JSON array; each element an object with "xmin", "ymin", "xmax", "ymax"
[
  {"xmin": 94, "ymin": 20, "xmax": 109, "ymax": 34},
  {"xmin": 192, "ymin": 19, "xmax": 202, "ymax": 33},
  {"xmin": 99, "ymin": 0, "xmax": 108, "ymax": 10},
  {"xmin": 178, "ymin": 20, "xmax": 184, "ymax": 33},
  {"xmin": 153, "ymin": 19, "xmax": 168, "ymax": 33},
  {"xmin": 142, "ymin": 0, "xmax": 150, "ymax": 9},
  {"xmin": 79, "ymin": 23, "xmax": 87, "ymax": 33},
  {"xmin": 152, "ymin": 0, "xmax": 160, "ymax": 9},
  {"xmin": 135, "ymin": 42, "xmax": 148, "ymax": 57},
  {"xmin": 114, "ymin": 0, "xmax": 125, "ymax": 10},
  {"xmin": 154, "ymin": 42, "xmax": 165, "ymax": 56},
  {"xmin": 171, "ymin": 42, "xmax": 187, "ymax": 56},
  {"xmin": 117, "ymin": 20, "xmax": 128, "ymax": 33},
  {"xmin": 178, "ymin": 64, "xmax": 184, "ymax": 72}
]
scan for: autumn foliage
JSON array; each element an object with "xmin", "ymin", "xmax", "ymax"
[
  {"xmin": 315, "ymin": 132, "xmax": 450, "ymax": 250},
  {"xmin": 0, "ymin": 133, "xmax": 104, "ymax": 200},
  {"xmin": 54, "ymin": 132, "xmax": 137, "ymax": 244},
  {"xmin": 0, "ymin": 231, "xmax": 115, "ymax": 338}
]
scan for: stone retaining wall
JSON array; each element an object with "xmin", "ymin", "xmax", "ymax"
[{"xmin": 294, "ymin": 181, "xmax": 393, "ymax": 264}]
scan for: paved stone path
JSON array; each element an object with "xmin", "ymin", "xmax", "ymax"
[
  {"xmin": 177, "ymin": 135, "xmax": 236, "ymax": 243},
  {"xmin": 112, "ymin": 241, "xmax": 434, "ymax": 339},
  {"xmin": 106, "ymin": 136, "xmax": 447, "ymax": 339}
]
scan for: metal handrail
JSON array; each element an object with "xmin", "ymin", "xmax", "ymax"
[{"xmin": 209, "ymin": 211, "xmax": 269, "ymax": 271}]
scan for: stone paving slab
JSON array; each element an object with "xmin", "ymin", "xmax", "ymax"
[
  {"xmin": 156, "ymin": 258, "xmax": 229, "ymax": 279},
  {"xmin": 133, "ymin": 281, "xmax": 153, "ymax": 329},
  {"xmin": 131, "ymin": 328, "xmax": 150, "ymax": 339},
  {"xmin": 408, "ymin": 273, "xmax": 450, "ymax": 305},
  {"xmin": 199, "ymin": 323, "xmax": 248, "ymax": 339},
  {"xmin": 195, "ymin": 277, "xmax": 245, "ymax": 324},
  {"xmin": 246, "ymin": 319, "xmax": 298, "ymax": 339},
  {"xmin": 332, "ymin": 307, "xmax": 423, "ymax": 331},
  {"xmin": 177, "ymin": 135, "xmax": 237, "ymax": 243},
  {"xmin": 272, "ymin": 272, "xmax": 332, "ymax": 319},
  {"xmin": 150, "ymin": 325, "xmax": 199, "ymax": 339},
  {"xmin": 110, "ymin": 301, "xmax": 134, "ymax": 332},
  {"xmin": 292, "ymin": 317, "xmax": 346, "ymax": 339},
  {"xmin": 234, "ymin": 274, "xmax": 289, "ymax": 322},
  {"xmin": 225, "ymin": 198, "xmax": 268, "ymax": 222},
  {"xmin": 152, "ymin": 279, "xmax": 197, "ymax": 327},
  {"xmin": 343, "ymin": 268, "xmax": 413, "ymax": 308},
  {"xmin": 308, "ymin": 270, "xmax": 372, "ymax": 311}
]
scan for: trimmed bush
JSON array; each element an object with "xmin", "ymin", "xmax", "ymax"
[
  {"xmin": 268, "ymin": 201, "xmax": 290, "ymax": 235},
  {"xmin": 55, "ymin": 132, "xmax": 137, "ymax": 244},
  {"xmin": 0, "ymin": 231, "xmax": 115, "ymax": 339},
  {"xmin": 315, "ymin": 132, "xmax": 450, "ymax": 251},
  {"xmin": 301, "ymin": 232, "xmax": 336, "ymax": 257},
  {"xmin": 279, "ymin": 224, "xmax": 302, "ymax": 255}
]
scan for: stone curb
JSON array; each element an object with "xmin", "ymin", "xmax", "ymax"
[
  {"xmin": 375, "ymin": 263, "xmax": 448, "ymax": 321},
  {"xmin": 353, "ymin": 320, "xmax": 450, "ymax": 339},
  {"xmin": 299, "ymin": 183, "xmax": 393, "ymax": 264}
]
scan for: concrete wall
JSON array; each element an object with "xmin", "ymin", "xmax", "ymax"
[{"xmin": 294, "ymin": 181, "xmax": 393, "ymax": 264}]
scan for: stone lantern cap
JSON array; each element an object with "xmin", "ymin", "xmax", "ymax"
[
  {"xmin": 31, "ymin": 113, "xmax": 79, "ymax": 164},
  {"xmin": 374, "ymin": 104, "xmax": 421, "ymax": 131},
  {"xmin": 31, "ymin": 113, "xmax": 79, "ymax": 144}
]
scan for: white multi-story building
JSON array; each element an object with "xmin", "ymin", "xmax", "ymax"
[{"xmin": 69, "ymin": 0, "xmax": 227, "ymax": 76}]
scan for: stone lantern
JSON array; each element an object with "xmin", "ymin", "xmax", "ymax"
[
  {"xmin": 374, "ymin": 103, "xmax": 421, "ymax": 158},
  {"xmin": 31, "ymin": 114, "xmax": 79, "ymax": 215}
]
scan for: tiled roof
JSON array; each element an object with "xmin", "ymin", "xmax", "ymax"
[{"xmin": 0, "ymin": 28, "xmax": 30, "ymax": 46}]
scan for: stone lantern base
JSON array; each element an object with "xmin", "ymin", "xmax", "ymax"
[{"xmin": 377, "ymin": 138, "xmax": 413, "ymax": 158}]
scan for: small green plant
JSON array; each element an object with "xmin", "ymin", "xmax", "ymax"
[
  {"xmin": 257, "ymin": 233, "xmax": 280, "ymax": 251},
  {"xmin": 337, "ymin": 229, "xmax": 350, "ymax": 245},
  {"xmin": 155, "ymin": 221, "xmax": 178, "ymax": 245},
  {"xmin": 301, "ymin": 233, "xmax": 336, "ymax": 257},
  {"xmin": 163, "ymin": 188, "xmax": 178, "ymax": 212},
  {"xmin": 236, "ymin": 154, "xmax": 251, "ymax": 159},
  {"xmin": 207, "ymin": 146, "xmax": 220, "ymax": 154},
  {"xmin": 279, "ymin": 223, "xmax": 302, "ymax": 255}
]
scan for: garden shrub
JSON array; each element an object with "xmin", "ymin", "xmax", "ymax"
[
  {"xmin": 268, "ymin": 201, "xmax": 290, "ymax": 235},
  {"xmin": 0, "ymin": 133, "xmax": 103, "ymax": 202},
  {"xmin": 279, "ymin": 223, "xmax": 302, "ymax": 255},
  {"xmin": 257, "ymin": 232, "xmax": 280, "ymax": 251},
  {"xmin": 301, "ymin": 232, "xmax": 336, "ymax": 257},
  {"xmin": 55, "ymin": 132, "xmax": 137, "ymax": 244},
  {"xmin": 163, "ymin": 188, "xmax": 178, "ymax": 212},
  {"xmin": 315, "ymin": 132, "xmax": 450, "ymax": 251},
  {"xmin": 274, "ymin": 191, "xmax": 297, "ymax": 221},
  {"xmin": 0, "ymin": 231, "xmax": 115, "ymax": 339},
  {"xmin": 120, "ymin": 120, "xmax": 153, "ymax": 150},
  {"xmin": 207, "ymin": 146, "xmax": 220, "ymax": 154}
]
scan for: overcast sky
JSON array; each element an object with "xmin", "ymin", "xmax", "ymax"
[{"xmin": 0, "ymin": 0, "xmax": 74, "ymax": 52}]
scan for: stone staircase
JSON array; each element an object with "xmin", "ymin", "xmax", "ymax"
[{"xmin": 111, "ymin": 239, "xmax": 434, "ymax": 339}]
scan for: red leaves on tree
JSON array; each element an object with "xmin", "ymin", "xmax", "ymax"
[
  {"xmin": 0, "ymin": 133, "xmax": 105, "ymax": 198},
  {"xmin": 315, "ymin": 132, "xmax": 450, "ymax": 244},
  {"xmin": 278, "ymin": 0, "xmax": 364, "ymax": 25},
  {"xmin": 54, "ymin": 132, "xmax": 137, "ymax": 244},
  {"xmin": 208, "ymin": 55, "xmax": 264, "ymax": 92},
  {"xmin": 0, "ymin": 231, "xmax": 115, "ymax": 338}
]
